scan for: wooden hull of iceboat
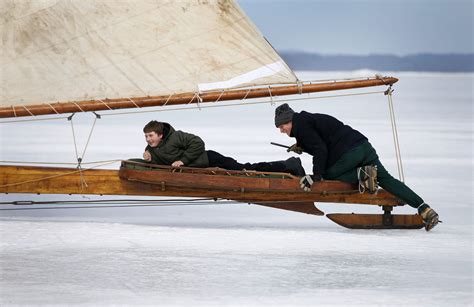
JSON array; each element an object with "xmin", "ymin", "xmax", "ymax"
[
  {"xmin": 0, "ymin": 161, "xmax": 423, "ymax": 229},
  {"xmin": 118, "ymin": 161, "xmax": 401, "ymax": 205}
]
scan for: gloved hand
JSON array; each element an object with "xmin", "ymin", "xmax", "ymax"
[
  {"xmin": 299, "ymin": 175, "xmax": 314, "ymax": 192},
  {"xmin": 287, "ymin": 143, "xmax": 303, "ymax": 154},
  {"xmin": 299, "ymin": 174, "xmax": 322, "ymax": 192}
]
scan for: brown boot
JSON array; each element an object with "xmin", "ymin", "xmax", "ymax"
[
  {"xmin": 357, "ymin": 165, "xmax": 378, "ymax": 194},
  {"xmin": 420, "ymin": 207, "xmax": 440, "ymax": 231}
]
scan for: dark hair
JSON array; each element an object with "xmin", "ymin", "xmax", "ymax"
[{"xmin": 143, "ymin": 120, "xmax": 164, "ymax": 135}]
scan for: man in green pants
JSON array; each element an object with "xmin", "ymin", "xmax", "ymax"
[{"xmin": 274, "ymin": 103, "xmax": 439, "ymax": 231}]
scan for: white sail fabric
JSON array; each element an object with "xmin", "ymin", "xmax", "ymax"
[{"xmin": 0, "ymin": 0, "xmax": 297, "ymax": 107}]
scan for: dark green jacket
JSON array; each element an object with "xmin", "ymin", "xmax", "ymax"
[{"xmin": 146, "ymin": 123, "xmax": 209, "ymax": 167}]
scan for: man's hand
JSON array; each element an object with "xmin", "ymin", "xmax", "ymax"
[
  {"xmin": 171, "ymin": 160, "xmax": 184, "ymax": 168},
  {"xmin": 287, "ymin": 143, "xmax": 303, "ymax": 154},
  {"xmin": 143, "ymin": 150, "xmax": 152, "ymax": 162}
]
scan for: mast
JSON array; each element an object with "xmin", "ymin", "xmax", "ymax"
[{"xmin": 0, "ymin": 77, "xmax": 397, "ymax": 118}]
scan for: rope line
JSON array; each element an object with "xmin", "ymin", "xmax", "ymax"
[
  {"xmin": 0, "ymin": 159, "xmax": 123, "ymax": 166},
  {"xmin": 243, "ymin": 89, "xmax": 252, "ymax": 100},
  {"xmin": 0, "ymin": 197, "xmax": 218, "ymax": 206},
  {"xmin": 386, "ymin": 87, "xmax": 405, "ymax": 182},
  {"xmin": 69, "ymin": 117, "xmax": 80, "ymax": 166},
  {"xmin": 0, "ymin": 198, "xmax": 325, "ymax": 211},
  {"xmin": 80, "ymin": 116, "xmax": 98, "ymax": 162},
  {"xmin": 215, "ymin": 89, "xmax": 225, "ymax": 103},
  {"xmin": 0, "ymin": 203, "xmax": 225, "ymax": 211},
  {"xmin": 47, "ymin": 103, "xmax": 60, "ymax": 114},
  {"xmin": 22, "ymin": 105, "xmax": 35, "ymax": 117},
  {"xmin": 0, "ymin": 116, "xmax": 69, "ymax": 124},
  {"xmin": 97, "ymin": 99, "xmax": 113, "ymax": 110},
  {"xmin": 162, "ymin": 93, "xmax": 174, "ymax": 107},
  {"xmin": 128, "ymin": 97, "xmax": 140, "ymax": 108},
  {"xmin": 268, "ymin": 86, "xmax": 274, "ymax": 105},
  {"xmin": 72, "ymin": 102, "xmax": 85, "ymax": 112}
]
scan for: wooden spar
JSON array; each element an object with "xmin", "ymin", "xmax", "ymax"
[{"xmin": 0, "ymin": 77, "xmax": 398, "ymax": 119}]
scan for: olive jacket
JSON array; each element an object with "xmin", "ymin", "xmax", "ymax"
[{"xmin": 146, "ymin": 123, "xmax": 209, "ymax": 167}]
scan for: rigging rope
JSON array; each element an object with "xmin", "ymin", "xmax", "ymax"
[
  {"xmin": 67, "ymin": 112, "xmax": 101, "ymax": 189},
  {"xmin": 0, "ymin": 159, "xmax": 123, "ymax": 166},
  {"xmin": 0, "ymin": 116, "xmax": 69, "ymax": 124},
  {"xmin": 0, "ymin": 198, "xmax": 227, "ymax": 210},
  {"xmin": 0, "ymin": 203, "xmax": 223, "ymax": 211},
  {"xmin": 0, "ymin": 197, "xmax": 218, "ymax": 205},
  {"xmin": 386, "ymin": 86, "xmax": 405, "ymax": 182},
  {"xmin": 69, "ymin": 115, "xmax": 85, "ymax": 189},
  {"xmin": 0, "ymin": 198, "xmax": 323, "ymax": 211}
]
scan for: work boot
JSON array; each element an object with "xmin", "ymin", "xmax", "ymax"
[
  {"xmin": 357, "ymin": 164, "xmax": 378, "ymax": 194},
  {"xmin": 420, "ymin": 207, "xmax": 439, "ymax": 231},
  {"xmin": 283, "ymin": 157, "xmax": 306, "ymax": 177}
]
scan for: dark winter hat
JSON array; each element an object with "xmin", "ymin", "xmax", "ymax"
[{"xmin": 274, "ymin": 103, "xmax": 295, "ymax": 127}]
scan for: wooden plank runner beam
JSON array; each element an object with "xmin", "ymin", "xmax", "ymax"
[{"xmin": 0, "ymin": 164, "xmax": 402, "ymax": 206}]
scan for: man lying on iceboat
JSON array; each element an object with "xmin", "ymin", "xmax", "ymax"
[
  {"xmin": 274, "ymin": 103, "xmax": 440, "ymax": 231},
  {"xmin": 139, "ymin": 120, "xmax": 305, "ymax": 176}
]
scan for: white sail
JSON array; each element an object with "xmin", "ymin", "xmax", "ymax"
[{"xmin": 0, "ymin": 0, "xmax": 297, "ymax": 108}]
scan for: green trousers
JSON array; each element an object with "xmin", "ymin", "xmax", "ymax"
[{"xmin": 325, "ymin": 141, "xmax": 424, "ymax": 209}]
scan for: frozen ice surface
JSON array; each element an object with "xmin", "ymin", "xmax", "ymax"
[
  {"xmin": 0, "ymin": 220, "xmax": 472, "ymax": 306},
  {"xmin": 0, "ymin": 72, "xmax": 473, "ymax": 305}
]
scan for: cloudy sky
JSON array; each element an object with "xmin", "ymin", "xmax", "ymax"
[{"xmin": 238, "ymin": 0, "xmax": 473, "ymax": 55}]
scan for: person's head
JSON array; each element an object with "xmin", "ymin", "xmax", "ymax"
[
  {"xmin": 275, "ymin": 103, "xmax": 294, "ymax": 136},
  {"xmin": 143, "ymin": 120, "xmax": 164, "ymax": 147}
]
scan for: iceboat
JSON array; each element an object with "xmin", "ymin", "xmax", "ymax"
[{"xmin": 0, "ymin": 0, "xmax": 422, "ymax": 229}]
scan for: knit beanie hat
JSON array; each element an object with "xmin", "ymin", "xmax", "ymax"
[{"xmin": 274, "ymin": 103, "xmax": 295, "ymax": 127}]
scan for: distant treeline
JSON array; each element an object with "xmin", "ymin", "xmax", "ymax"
[{"xmin": 279, "ymin": 52, "xmax": 474, "ymax": 72}]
